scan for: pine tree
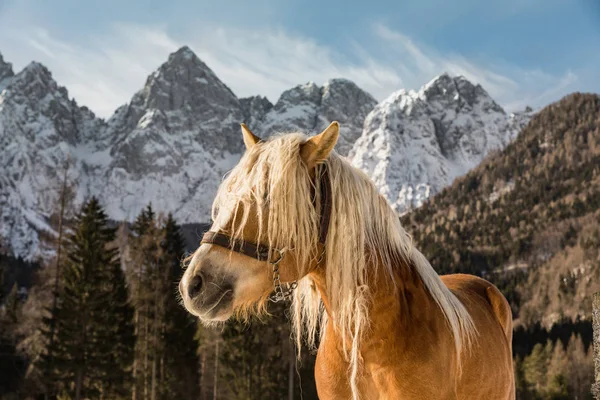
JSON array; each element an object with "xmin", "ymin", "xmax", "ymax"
[
  {"xmin": 522, "ymin": 341, "xmax": 551, "ymax": 395},
  {"xmin": 546, "ymin": 341, "xmax": 569, "ymax": 399},
  {"xmin": 0, "ymin": 283, "xmax": 27, "ymax": 396},
  {"xmin": 514, "ymin": 355, "xmax": 534, "ymax": 400},
  {"xmin": 196, "ymin": 325, "xmax": 221, "ymax": 400},
  {"xmin": 0, "ymin": 255, "xmax": 5, "ymax": 305},
  {"xmin": 126, "ymin": 208, "xmax": 200, "ymax": 399},
  {"xmin": 220, "ymin": 316, "xmax": 281, "ymax": 400},
  {"xmin": 127, "ymin": 204, "xmax": 162, "ymax": 400},
  {"xmin": 159, "ymin": 213, "xmax": 199, "ymax": 399},
  {"xmin": 218, "ymin": 300, "xmax": 316, "ymax": 400},
  {"xmin": 95, "ymin": 253, "xmax": 136, "ymax": 398},
  {"xmin": 38, "ymin": 197, "xmax": 134, "ymax": 399},
  {"xmin": 565, "ymin": 333, "xmax": 594, "ymax": 400},
  {"xmin": 131, "ymin": 204, "xmax": 156, "ymax": 236}
]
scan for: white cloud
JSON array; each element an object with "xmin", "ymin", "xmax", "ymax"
[
  {"xmin": 184, "ymin": 26, "xmax": 403, "ymax": 103},
  {"xmin": 0, "ymin": 22, "xmax": 403, "ymax": 118},
  {"xmin": 0, "ymin": 13, "xmax": 582, "ymax": 118},
  {"xmin": 372, "ymin": 24, "xmax": 579, "ymax": 111},
  {"xmin": 0, "ymin": 22, "xmax": 181, "ymax": 117}
]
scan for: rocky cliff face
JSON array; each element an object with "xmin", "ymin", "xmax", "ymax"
[
  {"xmin": 0, "ymin": 61, "xmax": 104, "ymax": 257},
  {"xmin": 97, "ymin": 46, "xmax": 246, "ymax": 223},
  {"xmin": 0, "ymin": 47, "xmax": 380, "ymax": 259},
  {"xmin": 0, "ymin": 53, "xmax": 14, "ymax": 85},
  {"xmin": 350, "ymin": 74, "xmax": 533, "ymax": 214},
  {"xmin": 258, "ymin": 78, "xmax": 378, "ymax": 156}
]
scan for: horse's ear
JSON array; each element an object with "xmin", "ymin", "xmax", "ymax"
[
  {"xmin": 241, "ymin": 123, "xmax": 261, "ymax": 150},
  {"xmin": 300, "ymin": 121, "xmax": 339, "ymax": 170}
]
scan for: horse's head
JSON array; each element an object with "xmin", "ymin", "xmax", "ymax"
[{"xmin": 179, "ymin": 121, "xmax": 340, "ymax": 323}]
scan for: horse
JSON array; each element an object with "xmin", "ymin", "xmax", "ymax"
[{"xmin": 179, "ymin": 121, "xmax": 515, "ymax": 399}]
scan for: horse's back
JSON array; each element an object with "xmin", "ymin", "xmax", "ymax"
[
  {"xmin": 441, "ymin": 274, "xmax": 512, "ymax": 341},
  {"xmin": 441, "ymin": 273, "xmax": 515, "ymax": 400}
]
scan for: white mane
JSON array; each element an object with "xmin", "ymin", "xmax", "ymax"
[{"xmin": 211, "ymin": 132, "xmax": 477, "ymax": 399}]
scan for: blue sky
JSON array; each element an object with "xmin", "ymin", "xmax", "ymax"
[{"xmin": 0, "ymin": 0, "xmax": 598, "ymax": 118}]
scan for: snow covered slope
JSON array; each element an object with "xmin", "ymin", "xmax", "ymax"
[
  {"xmin": 258, "ymin": 79, "xmax": 378, "ymax": 156},
  {"xmin": 0, "ymin": 47, "xmax": 379, "ymax": 259},
  {"xmin": 97, "ymin": 46, "xmax": 246, "ymax": 223},
  {"xmin": 350, "ymin": 74, "xmax": 533, "ymax": 214},
  {"xmin": 0, "ymin": 59, "xmax": 104, "ymax": 257},
  {"xmin": 0, "ymin": 46, "xmax": 534, "ymax": 259}
]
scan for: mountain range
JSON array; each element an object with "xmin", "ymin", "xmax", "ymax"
[{"xmin": 0, "ymin": 46, "xmax": 533, "ymax": 259}]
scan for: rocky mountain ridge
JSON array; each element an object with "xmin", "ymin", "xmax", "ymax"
[
  {"xmin": 0, "ymin": 46, "xmax": 531, "ymax": 259},
  {"xmin": 350, "ymin": 73, "xmax": 533, "ymax": 213}
]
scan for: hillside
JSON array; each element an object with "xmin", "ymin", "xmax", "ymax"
[{"xmin": 402, "ymin": 93, "xmax": 600, "ymax": 327}]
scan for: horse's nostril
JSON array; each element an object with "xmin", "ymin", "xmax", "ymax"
[{"xmin": 187, "ymin": 274, "xmax": 203, "ymax": 299}]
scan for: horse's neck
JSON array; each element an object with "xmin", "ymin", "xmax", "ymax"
[{"xmin": 309, "ymin": 258, "xmax": 444, "ymax": 359}]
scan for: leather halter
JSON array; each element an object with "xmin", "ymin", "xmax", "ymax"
[{"xmin": 200, "ymin": 163, "xmax": 332, "ymax": 300}]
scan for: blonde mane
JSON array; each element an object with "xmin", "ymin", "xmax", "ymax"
[{"xmin": 211, "ymin": 132, "xmax": 477, "ymax": 399}]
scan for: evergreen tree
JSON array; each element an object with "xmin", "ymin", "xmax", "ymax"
[
  {"xmin": 128, "ymin": 205, "xmax": 200, "ymax": 399},
  {"xmin": 0, "ymin": 283, "xmax": 27, "ymax": 397},
  {"xmin": 546, "ymin": 342, "xmax": 569, "ymax": 399},
  {"xmin": 159, "ymin": 213, "xmax": 199, "ymax": 399},
  {"xmin": 131, "ymin": 204, "xmax": 156, "ymax": 236},
  {"xmin": 95, "ymin": 253, "xmax": 136, "ymax": 398},
  {"xmin": 522, "ymin": 341, "xmax": 552, "ymax": 395},
  {"xmin": 127, "ymin": 204, "xmax": 162, "ymax": 399},
  {"xmin": 514, "ymin": 355, "xmax": 534, "ymax": 400},
  {"xmin": 38, "ymin": 197, "xmax": 134, "ymax": 399},
  {"xmin": 196, "ymin": 324, "xmax": 222, "ymax": 400},
  {"xmin": 220, "ymin": 312, "xmax": 288, "ymax": 400},
  {"xmin": 0, "ymin": 256, "xmax": 5, "ymax": 304},
  {"xmin": 565, "ymin": 333, "xmax": 594, "ymax": 400},
  {"xmin": 218, "ymin": 300, "xmax": 318, "ymax": 400}
]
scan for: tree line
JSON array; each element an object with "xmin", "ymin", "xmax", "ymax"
[{"xmin": 0, "ymin": 198, "xmax": 316, "ymax": 400}]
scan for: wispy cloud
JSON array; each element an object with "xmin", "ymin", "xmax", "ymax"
[
  {"xmin": 0, "ymin": 15, "xmax": 582, "ymax": 118},
  {"xmin": 0, "ymin": 23, "xmax": 181, "ymax": 117},
  {"xmin": 184, "ymin": 26, "xmax": 403, "ymax": 104},
  {"xmin": 0, "ymin": 22, "xmax": 403, "ymax": 118},
  {"xmin": 371, "ymin": 24, "xmax": 579, "ymax": 111}
]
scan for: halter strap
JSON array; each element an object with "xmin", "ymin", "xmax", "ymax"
[
  {"xmin": 199, "ymin": 163, "xmax": 332, "ymax": 302},
  {"xmin": 200, "ymin": 231, "xmax": 273, "ymax": 262},
  {"xmin": 200, "ymin": 162, "xmax": 332, "ymax": 260}
]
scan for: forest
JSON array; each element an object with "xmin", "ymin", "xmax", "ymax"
[
  {"xmin": 1, "ymin": 200, "xmax": 595, "ymax": 399},
  {"xmin": 0, "ymin": 198, "xmax": 319, "ymax": 399},
  {"xmin": 2, "ymin": 93, "xmax": 600, "ymax": 399}
]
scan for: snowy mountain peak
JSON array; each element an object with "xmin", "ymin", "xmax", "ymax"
[
  {"xmin": 351, "ymin": 73, "xmax": 531, "ymax": 214},
  {"xmin": 104, "ymin": 46, "xmax": 244, "ymax": 151},
  {"xmin": 0, "ymin": 51, "xmax": 531, "ymax": 260},
  {"xmin": 168, "ymin": 45, "xmax": 197, "ymax": 61},
  {"xmin": 134, "ymin": 46, "xmax": 237, "ymax": 113},
  {"xmin": 277, "ymin": 82, "xmax": 322, "ymax": 105},
  {"xmin": 4, "ymin": 61, "xmax": 69, "ymax": 103},
  {"xmin": 158, "ymin": 45, "xmax": 221, "ymax": 86},
  {"xmin": 0, "ymin": 52, "xmax": 14, "ymax": 84},
  {"xmin": 419, "ymin": 73, "xmax": 504, "ymax": 113},
  {"xmin": 259, "ymin": 79, "xmax": 377, "ymax": 155},
  {"xmin": 240, "ymin": 95, "xmax": 273, "ymax": 127},
  {"xmin": 422, "ymin": 72, "xmax": 453, "ymax": 91},
  {"xmin": 324, "ymin": 77, "xmax": 355, "ymax": 87}
]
